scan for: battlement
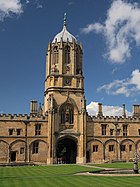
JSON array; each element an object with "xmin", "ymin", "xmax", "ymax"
[
  {"xmin": 87, "ymin": 103, "xmax": 140, "ymax": 123},
  {"xmin": 0, "ymin": 113, "xmax": 48, "ymax": 121},
  {"xmin": 90, "ymin": 115, "xmax": 140, "ymax": 122}
]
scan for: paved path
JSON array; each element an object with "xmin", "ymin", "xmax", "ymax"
[
  {"xmin": 78, "ymin": 164, "xmax": 118, "ymax": 170},
  {"xmin": 77, "ymin": 164, "xmax": 140, "ymax": 176},
  {"xmin": 75, "ymin": 172, "xmax": 140, "ymax": 176}
]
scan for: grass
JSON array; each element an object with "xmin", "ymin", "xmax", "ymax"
[
  {"xmin": 89, "ymin": 162, "xmax": 140, "ymax": 169},
  {"xmin": 0, "ymin": 164, "xmax": 140, "ymax": 187}
]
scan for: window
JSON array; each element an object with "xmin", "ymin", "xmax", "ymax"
[
  {"xmin": 109, "ymin": 145, "xmax": 114, "ymax": 152},
  {"xmin": 123, "ymin": 124, "xmax": 127, "ymax": 136},
  {"xmin": 65, "ymin": 46, "xmax": 70, "ymax": 64},
  {"xmin": 9, "ymin": 129, "xmax": 14, "ymax": 135},
  {"xmin": 76, "ymin": 49, "xmax": 79, "ymax": 65},
  {"xmin": 129, "ymin": 145, "xmax": 132, "ymax": 151},
  {"xmin": 76, "ymin": 49, "xmax": 81, "ymax": 75},
  {"xmin": 32, "ymin": 142, "xmax": 39, "ymax": 154},
  {"xmin": 93, "ymin": 145, "xmax": 98, "ymax": 152},
  {"xmin": 117, "ymin": 129, "xmax": 121, "ymax": 135},
  {"xmin": 138, "ymin": 129, "xmax": 140, "ymax": 135},
  {"xmin": 121, "ymin": 145, "xmax": 126, "ymax": 151},
  {"xmin": 110, "ymin": 129, "xmax": 114, "ymax": 135},
  {"xmin": 20, "ymin": 147, "xmax": 24, "ymax": 154},
  {"xmin": 60, "ymin": 104, "xmax": 74, "ymax": 124},
  {"xmin": 17, "ymin": 129, "xmax": 21, "ymax": 136},
  {"xmin": 52, "ymin": 46, "xmax": 58, "ymax": 65},
  {"xmin": 102, "ymin": 124, "xmax": 107, "ymax": 135},
  {"xmin": 35, "ymin": 124, "xmax": 41, "ymax": 136}
]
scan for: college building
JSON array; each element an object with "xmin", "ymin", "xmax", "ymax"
[{"xmin": 0, "ymin": 16, "xmax": 140, "ymax": 165}]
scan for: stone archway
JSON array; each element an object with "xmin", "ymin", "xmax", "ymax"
[
  {"xmin": 9, "ymin": 140, "xmax": 26, "ymax": 163},
  {"xmin": 29, "ymin": 140, "xmax": 48, "ymax": 163},
  {"xmin": 56, "ymin": 137, "xmax": 77, "ymax": 164},
  {"xmin": 0, "ymin": 140, "xmax": 9, "ymax": 163}
]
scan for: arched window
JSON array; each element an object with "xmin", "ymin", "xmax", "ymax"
[
  {"xmin": 76, "ymin": 48, "xmax": 82, "ymax": 75},
  {"xmin": 52, "ymin": 46, "xmax": 58, "ymax": 65},
  {"xmin": 60, "ymin": 104, "xmax": 74, "ymax": 124},
  {"xmin": 76, "ymin": 49, "xmax": 79, "ymax": 65},
  {"xmin": 65, "ymin": 46, "xmax": 70, "ymax": 64},
  {"xmin": 32, "ymin": 141, "xmax": 39, "ymax": 154}
]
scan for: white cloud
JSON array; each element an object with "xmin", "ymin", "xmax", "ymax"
[
  {"xmin": 0, "ymin": 0, "xmax": 23, "ymax": 21},
  {"xmin": 86, "ymin": 101, "xmax": 132, "ymax": 116},
  {"xmin": 81, "ymin": 0, "xmax": 140, "ymax": 64},
  {"xmin": 35, "ymin": 0, "xmax": 43, "ymax": 9},
  {"xmin": 26, "ymin": 0, "xmax": 30, "ymax": 4},
  {"xmin": 97, "ymin": 69, "xmax": 140, "ymax": 97},
  {"xmin": 112, "ymin": 67, "xmax": 118, "ymax": 74},
  {"xmin": 36, "ymin": 4, "xmax": 43, "ymax": 9},
  {"xmin": 81, "ymin": 23, "xmax": 104, "ymax": 34},
  {"xmin": 68, "ymin": 2, "xmax": 74, "ymax": 6}
]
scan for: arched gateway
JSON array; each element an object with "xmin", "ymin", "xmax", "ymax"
[{"xmin": 56, "ymin": 137, "xmax": 77, "ymax": 164}]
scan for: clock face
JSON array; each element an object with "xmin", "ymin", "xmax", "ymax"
[
  {"xmin": 64, "ymin": 77, "xmax": 71, "ymax": 86},
  {"xmin": 65, "ymin": 78, "xmax": 70, "ymax": 85}
]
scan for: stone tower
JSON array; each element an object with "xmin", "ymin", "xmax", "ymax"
[{"xmin": 44, "ymin": 14, "xmax": 86, "ymax": 164}]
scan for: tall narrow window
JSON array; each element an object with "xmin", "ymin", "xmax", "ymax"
[
  {"xmin": 121, "ymin": 145, "xmax": 126, "ymax": 151},
  {"xmin": 60, "ymin": 104, "xmax": 74, "ymax": 124},
  {"xmin": 65, "ymin": 46, "xmax": 70, "ymax": 64},
  {"xmin": 93, "ymin": 145, "xmax": 98, "ymax": 152},
  {"xmin": 123, "ymin": 124, "xmax": 127, "ymax": 136},
  {"xmin": 76, "ymin": 49, "xmax": 79, "ymax": 74},
  {"xmin": 17, "ymin": 129, "xmax": 21, "ymax": 136},
  {"xmin": 117, "ymin": 129, "xmax": 121, "ymax": 135},
  {"xmin": 61, "ymin": 108, "xmax": 65, "ymax": 124},
  {"xmin": 76, "ymin": 49, "xmax": 82, "ymax": 75},
  {"xmin": 32, "ymin": 141, "xmax": 39, "ymax": 154},
  {"xmin": 9, "ymin": 129, "xmax": 14, "ymax": 135},
  {"xmin": 35, "ymin": 124, "xmax": 41, "ymax": 136},
  {"xmin": 129, "ymin": 145, "xmax": 132, "ymax": 151},
  {"xmin": 102, "ymin": 124, "xmax": 107, "ymax": 135},
  {"xmin": 110, "ymin": 129, "xmax": 114, "ymax": 135},
  {"xmin": 109, "ymin": 145, "xmax": 114, "ymax": 152},
  {"xmin": 52, "ymin": 46, "xmax": 58, "ymax": 65},
  {"xmin": 20, "ymin": 147, "xmax": 24, "ymax": 154}
]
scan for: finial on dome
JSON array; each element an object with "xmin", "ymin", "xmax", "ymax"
[{"xmin": 63, "ymin": 12, "xmax": 67, "ymax": 26}]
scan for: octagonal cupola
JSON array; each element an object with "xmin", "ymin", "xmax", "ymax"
[{"xmin": 52, "ymin": 13, "xmax": 77, "ymax": 43}]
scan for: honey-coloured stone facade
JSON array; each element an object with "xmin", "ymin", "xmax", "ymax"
[{"xmin": 0, "ymin": 17, "xmax": 140, "ymax": 165}]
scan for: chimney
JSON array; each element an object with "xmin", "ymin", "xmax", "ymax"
[
  {"xmin": 30, "ymin": 100, "xmax": 38, "ymax": 115},
  {"xmin": 97, "ymin": 103, "xmax": 103, "ymax": 117},
  {"xmin": 122, "ymin": 104, "xmax": 126, "ymax": 117},
  {"xmin": 38, "ymin": 103, "xmax": 43, "ymax": 116},
  {"xmin": 133, "ymin": 105, "xmax": 140, "ymax": 117}
]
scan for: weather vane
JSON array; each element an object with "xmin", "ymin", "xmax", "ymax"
[{"xmin": 64, "ymin": 12, "xmax": 67, "ymax": 26}]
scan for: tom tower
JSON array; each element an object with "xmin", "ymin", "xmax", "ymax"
[{"xmin": 44, "ymin": 14, "xmax": 86, "ymax": 164}]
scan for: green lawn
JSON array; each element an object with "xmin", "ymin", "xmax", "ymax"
[
  {"xmin": 0, "ymin": 165, "xmax": 140, "ymax": 187},
  {"xmin": 89, "ymin": 162, "xmax": 140, "ymax": 169}
]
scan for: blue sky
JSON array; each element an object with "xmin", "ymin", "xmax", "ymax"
[{"xmin": 0, "ymin": 0, "xmax": 140, "ymax": 115}]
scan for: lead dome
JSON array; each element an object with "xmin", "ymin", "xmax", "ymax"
[{"xmin": 52, "ymin": 13, "xmax": 77, "ymax": 43}]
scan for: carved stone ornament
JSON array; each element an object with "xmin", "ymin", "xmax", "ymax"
[
  {"xmin": 65, "ymin": 65, "xmax": 70, "ymax": 72},
  {"xmin": 60, "ymin": 123, "xmax": 73, "ymax": 131}
]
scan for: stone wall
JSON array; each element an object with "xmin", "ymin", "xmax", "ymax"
[
  {"xmin": 0, "ymin": 115, "xmax": 48, "ymax": 164},
  {"xmin": 87, "ymin": 115, "xmax": 140, "ymax": 163}
]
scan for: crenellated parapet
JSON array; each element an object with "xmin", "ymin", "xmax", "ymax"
[
  {"xmin": 91, "ymin": 115, "xmax": 140, "ymax": 123},
  {"xmin": 87, "ymin": 102, "xmax": 140, "ymax": 123},
  {"xmin": 0, "ymin": 113, "xmax": 48, "ymax": 122}
]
